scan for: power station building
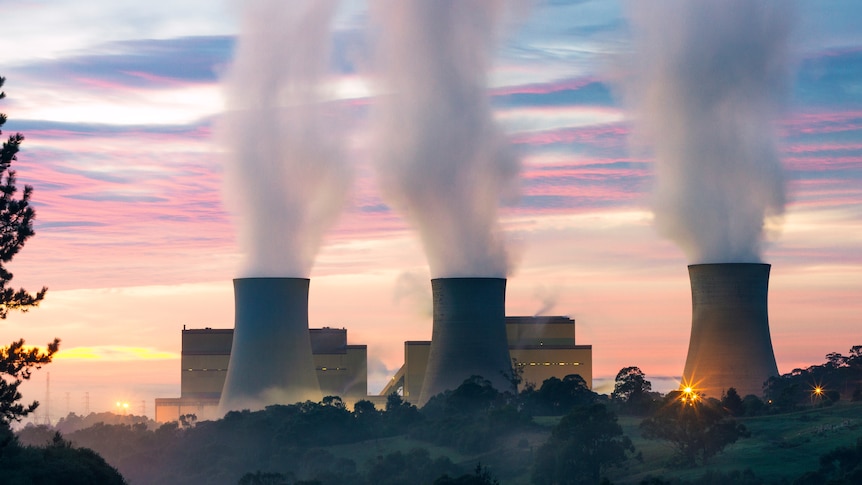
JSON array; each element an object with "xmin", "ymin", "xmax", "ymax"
[
  {"xmin": 682, "ymin": 263, "xmax": 779, "ymax": 397},
  {"xmin": 155, "ymin": 326, "xmax": 367, "ymax": 423},
  {"xmin": 380, "ymin": 316, "xmax": 593, "ymax": 401},
  {"xmin": 155, "ymin": 315, "xmax": 592, "ymax": 422}
]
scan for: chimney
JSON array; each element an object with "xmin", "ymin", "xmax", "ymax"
[
  {"xmin": 682, "ymin": 263, "xmax": 779, "ymax": 397},
  {"xmin": 219, "ymin": 277, "xmax": 321, "ymax": 413},
  {"xmin": 419, "ymin": 277, "xmax": 512, "ymax": 406}
]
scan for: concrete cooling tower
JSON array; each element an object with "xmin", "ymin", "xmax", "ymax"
[
  {"xmin": 682, "ymin": 263, "xmax": 779, "ymax": 398},
  {"xmin": 419, "ymin": 278, "xmax": 512, "ymax": 406},
  {"xmin": 219, "ymin": 277, "xmax": 322, "ymax": 413}
]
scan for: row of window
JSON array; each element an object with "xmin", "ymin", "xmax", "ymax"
[{"xmin": 516, "ymin": 362, "xmax": 582, "ymax": 367}]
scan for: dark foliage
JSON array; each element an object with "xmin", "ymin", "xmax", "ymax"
[
  {"xmin": 238, "ymin": 471, "xmax": 291, "ymax": 485},
  {"xmin": 764, "ymin": 346, "xmax": 862, "ymax": 410},
  {"xmin": 532, "ymin": 403, "xmax": 636, "ymax": 484},
  {"xmin": 793, "ymin": 436, "xmax": 862, "ymax": 484},
  {"xmin": 1, "ymin": 338, "xmax": 60, "ymax": 424},
  {"xmin": 413, "ymin": 375, "xmax": 531, "ymax": 453},
  {"xmin": 612, "ymin": 366, "xmax": 659, "ymax": 415},
  {"xmin": 434, "ymin": 463, "xmax": 500, "ymax": 485},
  {"xmin": 0, "ymin": 76, "xmax": 47, "ymax": 318},
  {"xmin": 720, "ymin": 388, "xmax": 745, "ymax": 416},
  {"xmin": 0, "ymin": 77, "xmax": 57, "ymax": 427},
  {"xmin": 638, "ymin": 468, "xmax": 765, "ymax": 484},
  {"xmin": 0, "ymin": 428, "xmax": 126, "ymax": 484},
  {"xmin": 366, "ymin": 448, "xmax": 460, "ymax": 485},
  {"xmin": 40, "ymin": 397, "xmax": 480, "ymax": 484},
  {"xmin": 741, "ymin": 394, "xmax": 767, "ymax": 417},
  {"xmin": 520, "ymin": 373, "xmax": 599, "ymax": 416},
  {"xmin": 640, "ymin": 390, "xmax": 749, "ymax": 466}
]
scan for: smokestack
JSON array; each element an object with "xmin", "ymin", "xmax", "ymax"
[
  {"xmin": 419, "ymin": 278, "xmax": 511, "ymax": 406},
  {"xmin": 682, "ymin": 263, "xmax": 778, "ymax": 397},
  {"xmin": 219, "ymin": 278, "xmax": 321, "ymax": 413}
]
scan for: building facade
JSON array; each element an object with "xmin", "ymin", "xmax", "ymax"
[
  {"xmin": 379, "ymin": 316, "xmax": 592, "ymax": 401},
  {"xmin": 155, "ymin": 326, "xmax": 367, "ymax": 422}
]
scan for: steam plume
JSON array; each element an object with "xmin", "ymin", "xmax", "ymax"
[
  {"xmin": 219, "ymin": 0, "xmax": 349, "ymax": 277},
  {"xmin": 371, "ymin": 0, "xmax": 520, "ymax": 278},
  {"xmin": 627, "ymin": 0, "xmax": 792, "ymax": 263}
]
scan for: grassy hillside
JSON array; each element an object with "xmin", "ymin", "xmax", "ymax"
[{"xmin": 324, "ymin": 402, "xmax": 862, "ymax": 484}]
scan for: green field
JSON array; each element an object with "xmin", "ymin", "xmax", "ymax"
[
  {"xmin": 611, "ymin": 402, "xmax": 862, "ymax": 483},
  {"xmin": 325, "ymin": 402, "xmax": 862, "ymax": 484}
]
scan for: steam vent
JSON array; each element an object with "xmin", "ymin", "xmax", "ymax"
[
  {"xmin": 419, "ymin": 278, "xmax": 512, "ymax": 406},
  {"xmin": 682, "ymin": 263, "xmax": 779, "ymax": 398},
  {"xmin": 219, "ymin": 277, "xmax": 322, "ymax": 413}
]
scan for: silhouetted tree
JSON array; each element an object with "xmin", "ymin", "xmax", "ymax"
[
  {"xmin": 524, "ymin": 374, "xmax": 598, "ymax": 415},
  {"xmin": 415, "ymin": 376, "xmax": 529, "ymax": 453},
  {"xmin": 532, "ymin": 403, "xmax": 636, "ymax": 484},
  {"xmin": 365, "ymin": 448, "xmax": 460, "ymax": 485},
  {"xmin": 612, "ymin": 366, "xmax": 655, "ymax": 415},
  {"xmin": 0, "ymin": 76, "xmax": 47, "ymax": 318},
  {"xmin": 0, "ymin": 76, "xmax": 58, "ymax": 428},
  {"xmin": 721, "ymin": 388, "xmax": 744, "ymax": 416},
  {"xmin": 640, "ymin": 391, "xmax": 749, "ymax": 466},
  {"xmin": 0, "ymin": 430, "xmax": 126, "ymax": 484},
  {"xmin": 812, "ymin": 436, "xmax": 862, "ymax": 483},
  {"xmin": 1, "ymin": 338, "xmax": 59, "ymax": 425}
]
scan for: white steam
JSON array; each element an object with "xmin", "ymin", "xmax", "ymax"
[
  {"xmin": 626, "ymin": 0, "xmax": 793, "ymax": 264},
  {"xmin": 219, "ymin": 0, "xmax": 350, "ymax": 277},
  {"xmin": 370, "ymin": 0, "xmax": 520, "ymax": 278}
]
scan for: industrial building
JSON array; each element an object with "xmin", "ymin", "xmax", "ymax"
[
  {"xmin": 155, "ymin": 326, "xmax": 367, "ymax": 423},
  {"xmin": 155, "ymin": 315, "xmax": 592, "ymax": 421},
  {"xmin": 381, "ymin": 316, "xmax": 593, "ymax": 402}
]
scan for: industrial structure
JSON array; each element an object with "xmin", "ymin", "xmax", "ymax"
[
  {"xmin": 155, "ymin": 315, "xmax": 591, "ymax": 421},
  {"xmin": 682, "ymin": 263, "xmax": 779, "ymax": 397},
  {"xmin": 219, "ymin": 278, "xmax": 322, "ymax": 413},
  {"xmin": 155, "ymin": 325, "xmax": 367, "ymax": 423},
  {"xmin": 382, "ymin": 315, "xmax": 592, "ymax": 402},
  {"xmin": 419, "ymin": 278, "xmax": 512, "ymax": 405}
]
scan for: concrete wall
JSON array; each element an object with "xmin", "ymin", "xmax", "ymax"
[
  {"xmin": 511, "ymin": 346, "xmax": 592, "ymax": 390},
  {"xmin": 407, "ymin": 312, "xmax": 592, "ymax": 402},
  {"xmin": 506, "ymin": 316, "xmax": 576, "ymax": 348},
  {"xmin": 682, "ymin": 263, "xmax": 779, "ymax": 398},
  {"xmin": 404, "ymin": 341, "xmax": 430, "ymax": 400},
  {"xmin": 315, "ymin": 345, "xmax": 368, "ymax": 402},
  {"xmin": 219, "ymin": 278, "xmax": 322, "ymax": 413},
  {"xmin": 419, "ymin": 278, "xmax": 512, "ymax": 405},
  {"xmin": 181, "ymin": 328, "xmax": 232, "ymax": 399}
]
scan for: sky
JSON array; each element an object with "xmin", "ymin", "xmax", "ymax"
[{"xmin": 2, "ymin": 0, "xmax": 860, "ymax": 421}]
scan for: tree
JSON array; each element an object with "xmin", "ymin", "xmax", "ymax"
[
  {"xmin": 0, "ymin": 76, "xmax": 57, "ymax": 427},
  {"xmin": 0, "ymin": 76, "xmax": 47, "ymax": 318},
  {"xmin": 1, "ymin": 338, "xmax": 59, "ymax": 425},
  {"xmin": 0, "ymin": 436, "xmax": 127, "ymax": 484},
  {"xmin": 640, "ymin": 391, "xmax": 749, "ymax": 466},
  {"xmin": 532, "ymin": 403, "xmax": 636, "ymax": 484},
  {"xmin": 527, "ymin": 374, "xmax": 597, "ymax": 415},
  {"xmin": 612, "ymin": 366, "xmax": 654, "ymax": 415},
  {"xmin": 720, "ymin": 388, "xmax": 744, "ymax": 416}
]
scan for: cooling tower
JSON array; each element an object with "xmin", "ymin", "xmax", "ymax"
[
  {"xmin": 419, "ymin": 278, "xmax": 512, "ymax": 406},
  {"xmin": 219, "ymin": 277, "xmax": 321, "ymax": 413},
  {"xmin": 682, "ymin": 263, "xmax": 778, "ymax": 398}
]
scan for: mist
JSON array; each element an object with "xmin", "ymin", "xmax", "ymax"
[
  {"xmin": 218, "ymin": 0, "xmax": 350, "ymax": 277},
  {"xmin": 370, "ymin": 0, "xmax": 520, "ymax": 278},
  {"xmin": 625, "ymin": 0, "xmax": 793, "ymax": 264}
]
